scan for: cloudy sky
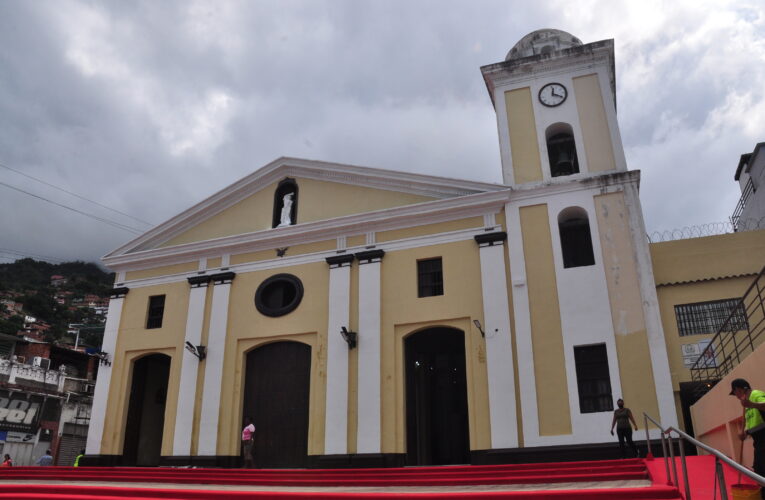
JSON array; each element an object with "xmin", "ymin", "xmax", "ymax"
[{"xmin": 1, "ymin": 0, "xmax": 763, "ymax": 266}]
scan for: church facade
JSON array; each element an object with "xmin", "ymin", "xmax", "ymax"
[{"xmin": 85, "ymin": 30, "xmax": 680, "ymax": 467}]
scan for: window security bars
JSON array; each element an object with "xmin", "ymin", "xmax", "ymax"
[
  {"xmin": 573, "ymin": 344, "xmax": 613, "ymax": 413},
  {"xmin": 674, "ymin": 298, "xmax": 748, "ymax": 337},
  {"xmin": 690, "ymin": 266, "xmax": 765, "ymax": 389}
]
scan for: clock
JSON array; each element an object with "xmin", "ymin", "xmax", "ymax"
[{"xmin": 538, "ymin": 83, "xmax": 567, "ymax": 107}]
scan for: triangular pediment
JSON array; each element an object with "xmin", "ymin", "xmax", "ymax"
[{"xmin": 104, "ymin": 157, "xmax": 505, "ymax": 260}]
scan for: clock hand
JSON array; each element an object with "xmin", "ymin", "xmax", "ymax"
[{"xmin": 551, "ymin": 89, "xmax": 561, "ymax": 98}]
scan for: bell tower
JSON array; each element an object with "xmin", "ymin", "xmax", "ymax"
[
  {"xmin": 482, "ymin": 30, "xmax": 678, "ymax": 450},
  {"xmin": 481, "ymin": 29, "xmax": 628, "ymax": 186}
]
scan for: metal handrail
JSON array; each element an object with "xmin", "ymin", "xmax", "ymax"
[
  {"xmin": 644, "ymin": 412, "xmax": 765, "ymax": 500},
  {"xmin": 690, "ymin": 265, "xmax": 765, "ymax": 391}
]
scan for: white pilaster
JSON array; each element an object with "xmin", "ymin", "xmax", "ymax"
[
  {"xmin": 624, "ymin": 183, "xmax": 677, "ymax": 427},
  {"xmin": 476, "ymin": 233, "xmax": 518, "ymax": 448},
  {"xmin": 197, "ymin": 273, "xmax": 234, "ymax": 456},
  {"xmin": 356, "ymin": 250, "xmax": 383, "ymax": 454},
  {"xmin": 85, "ymin": 289, "xmax": 127, "ymax": 455},
  {"xmin": 324, "ymin": 256, "xmax": 353, "ymax": 454},
  {"xmin": 173, "ymin": 279, "xmax": 209, "ymax": 456}
]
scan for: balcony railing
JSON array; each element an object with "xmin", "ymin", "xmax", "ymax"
[
  {"xmin": 690, "ymin": 265, "xmax": 765, "ymax": 390},
  {"xmin": 731, "ymin": 178, "xmax": 755, "ymax": 232}
]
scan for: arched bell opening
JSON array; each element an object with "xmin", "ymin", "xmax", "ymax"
[{"xmin": 546, "ymin": 123, "xmax": 580, "ymax": 177}]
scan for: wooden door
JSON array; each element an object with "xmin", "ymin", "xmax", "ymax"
[
  {"xmin": 405, "ymin": 328, "xmax": 470, "ymax": 465},
  {"xmin": 243, "ymin": 341, "xmax": 311, "ymax": 468},
  {"xmin": 123, "ymin": 354, "xmax": 170, "ymax": 466}
]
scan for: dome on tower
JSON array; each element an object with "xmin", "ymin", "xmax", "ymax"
[{"xmin": 506, "ymin": 29, "xmax": 583, "ymax": 61}]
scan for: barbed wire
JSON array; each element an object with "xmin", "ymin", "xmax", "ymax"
[{"xmin": 647, "ymin": 217, "xmax": 765, "ymax": 243}]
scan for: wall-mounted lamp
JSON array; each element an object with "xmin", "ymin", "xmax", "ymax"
[
  {"xmin": 340, "ymin": 327, "xmax": 357, "ymax": 349},
  {"xmin": 473, "ymin": 319, "xmax": 486, "ymax": 338},
  {"xmin": 96, "ymin": 351, "xmax": 111, "ymax": 366},
  {"xmin": 185, "ymin": 341, "xmax": 207, "ymax": 361}
]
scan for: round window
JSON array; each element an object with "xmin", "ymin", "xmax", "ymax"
[{"xmin": 255, "ymin": 274, "xmax": 304, "ymax": 317}]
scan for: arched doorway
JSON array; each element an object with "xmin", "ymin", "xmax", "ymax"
[
  {"xmin": 123, "ymin": 353, "xmax": 171, "ymax": 466},
  {"xmin": 405, "ymin": 327, "xmax": 470, "ymax": 465},
  {"xmin": 243, "ymin": 341, "xmax": 311, "ymax": 468}
]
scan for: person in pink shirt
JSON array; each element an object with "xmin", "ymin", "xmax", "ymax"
[{"xmin": 242, "ymin": 416, "xmax": 255, "ymax": 468}]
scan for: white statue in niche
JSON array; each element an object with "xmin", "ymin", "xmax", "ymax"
[{"xmin": 277, "ymin": 192, "xmax": 294, "ymax": 227}]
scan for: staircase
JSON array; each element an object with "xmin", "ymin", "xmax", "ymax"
[{"xmin": 0, "ymin": 458, "xmax": 682, "ymax": 499}]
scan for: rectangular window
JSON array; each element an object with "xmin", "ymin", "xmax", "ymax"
[
  {"xmin": 674, "ymin": 298, "xmax": 747, "ymax": 337},
  {"xmin": 146, "ymin": 295, "xmax": 166, "ymax": 329},
  {"xmin": 417, "ymin": 258, "xmax": 443, "ymax": 297},
  {"xmin": 574, "ymin": 344, "xmax": 613, "ymax": 413}
]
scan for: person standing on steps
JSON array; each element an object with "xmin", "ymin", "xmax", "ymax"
[
  {"xmin": 610, "ymin": 398, "xmax": 639, "ymax": 458},
  {"xmin": 1, "ymin": 454, "xmax": 12, "ymax": 466},
  {"xmin": 242, "ymin": 416, "xmax": 256, "ymax": 468},
  {"xmin": 35, "ymin": 449, "xmax": 54, "ymax": 466},
  {"xmin": 730, "ymin": 378, "xmax": 765, "ymax": 500}
]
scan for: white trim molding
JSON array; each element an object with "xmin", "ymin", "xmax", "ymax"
[
  {"xmin": 85, "ymin": 291, "xmax": 126, "ymax": 455},
  {"xmin": 356, "ymin": 250, "xmax": 383, "ymax": 453},
  {"xmin": 197, "ymin": 275, "xmax": 233, "ymax": 456},
  {"xmin": 324, "ymin": 255, "xmax": 353, "ymax": 454},
  {"xmin": 475, "ymin": 233, "xmax": 518, "ymax": 448},
  {"xmin": 172, "ymin": 280, "xmax": 209, "ymax": 456}
]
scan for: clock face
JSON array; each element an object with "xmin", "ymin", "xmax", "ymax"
[{"xmin": 538, "ymin": 83, "xmax": 567, "ymax": 107}]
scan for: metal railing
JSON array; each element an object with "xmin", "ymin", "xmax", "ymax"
[
  {"xmin": 731, "ymin": 179, "xmax": 755, "ymax": 232},
  {"xmin": 644, "ymin": 413, "xmax": 765, "ymax": 500},
  {"xmin": 690, "ymin": 265, "xmax": 765, "ymax": 392}
]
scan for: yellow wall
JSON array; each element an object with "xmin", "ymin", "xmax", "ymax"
[
  {"xmin": 651, "ymin": 230, "xmax": 765, "ymax": 286},
  {"xmin": 650, "ymin": 231, "xmax": 764, "ymax": 435},
  {"xmin": 594, "ymin": 192, "xmax": 659, "ymax": 422},
  {"xmin": 107, "ymin": 210, "xmax": 510, "ymax": 459},
  {"xmin": 519, "ymin": 204, "xmax": 571, "ymax": 435},
  {"xmin": 505, "ymin": 88, "xmax": 543, "ymax": 184},
  {"xmin": 160, "ymin": 178, "xmax": 435, "ymax": 248},
  {"xmin": 656, "ymin": 277, "xmax": 756, "ymax": 389},
  {"xmin": 218, "ymin": 262, "xmax": 329, "ymax": 456},
  {"xmin": 651, "ymin": 230, "xmax": 765, "ymax": 389},
  {"xmin": 101, "ymin": 281, "xmax": 190, "ymax": 455},
  {"xmin": 381, "ymin": 240, "xmax": 491, "ymax": 453},
  {"xmin": 573, "ymin": 74, "xmax": 616, "ymax": 173}
]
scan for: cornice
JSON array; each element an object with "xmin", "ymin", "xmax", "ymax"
[
  {"xmin": 105, "ymin": 157, "xmax": 506, "ymax": 257},
  {"xmin": 474, "ymin": 231, "xmax": 508, "ymax": 246},
  {"xmin": 103, "ymin": 189, "xmax": 512, "ymax": 271},
  {"xmin": 507, "ymin": 170, "xmax": 640, "ymax": 203}
]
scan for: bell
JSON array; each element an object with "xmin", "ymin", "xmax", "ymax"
[{"xmin": 554, "ymin": 150, "xmax": 574, "ymax": 176}]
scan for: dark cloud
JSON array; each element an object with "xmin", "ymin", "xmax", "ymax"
[{"xmin": 0, "ymin": 0, "xmax": 762, "ymax": 265}]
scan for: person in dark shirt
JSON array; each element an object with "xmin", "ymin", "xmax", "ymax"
[{"xmin": 610, "ymin": 398, "xmax": 639, "ymax": 458}]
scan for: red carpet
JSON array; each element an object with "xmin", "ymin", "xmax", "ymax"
[
  {"xmin": 0, "ymin": 457, "xmax": 700, "ymax": 499},
  {"xmin": 644, "ymin": 454, "xmax": 762, "ymax": 500}
]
